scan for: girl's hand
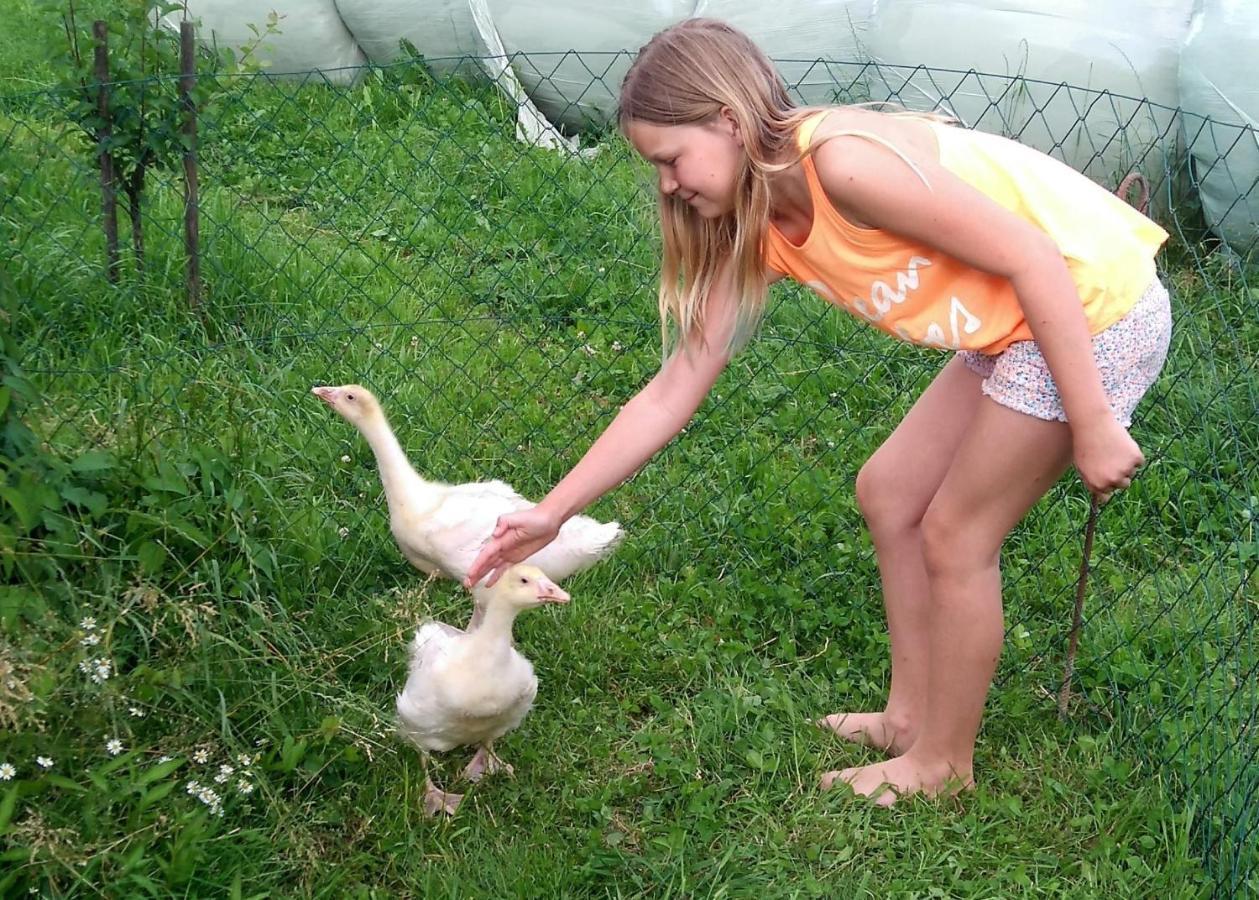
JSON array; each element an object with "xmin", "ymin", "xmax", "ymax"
[
  {"xmin": 464, "ymin": 506, "xmax": 562, "ymax": 588},
  {"xmin": 1072, "ymin": 415, "xmax": 1145, "ymax": 500}
]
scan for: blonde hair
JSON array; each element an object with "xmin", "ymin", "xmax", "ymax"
[{"xmin": 620, "ymin": 19, "xmax": 940, "ymax": 356}]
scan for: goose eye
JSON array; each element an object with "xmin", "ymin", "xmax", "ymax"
[
  {"xmin": 346, "ymin": 393, "xmax": 356, "ymax": 401},
  {"xmin": 519, "ymin": 576, "xmax": 529, "ymax": 584}
]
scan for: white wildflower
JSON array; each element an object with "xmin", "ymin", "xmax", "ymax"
[
  {"xmin": 105, "ymin": 739, "xmax": 124, "ymax": 756},
  {"xmin": 827, "ymin": 440, "xmax": 836, "ymax": 449},
  {"xmin": 237, "ymin": 753, "xmax": 255, "ymax": 767},
  {"xmin": 0, "ymin": 763, "xmax": 15, "ymax": 781},
  {"xmin": 611, "ymin": 340, "xmax": 623, "ymax": 352},
  {"xmin": 80, "ymin": 617, "xmax": 97, "ymax": 631},
  {"xmin": 36, "ymin": 756, "xmax": 53, "ymax": 769},
  {"xmin": 192, "ymin": 748, "xmax": 210, "ymax": 764},
  {"xmin": 237, "ymin": 779, "xmax": 255, "ymax": 795},
  {"xmin": 576, "ymin": 330, "xmax": 586, "ymax": 340},
  {"xmin": 195, "ymin": 785, "xmax": 224, "ymax": 816},
  {"xmin": 338, "ymin": 527, "xmax": 349, "ymax": 540},
  {"xmin": 79, "ymin": 658, "xmax": 112, "ymax": 684},
  {"xmin": 214, "ymin": 764, "xmax": 234, "ymax": 784},
  {"xmin": 128, "ymin": 706, "xmax": 146, "ymax": 718},
  {"xmin": 582, "ymin": 344, "xmax": 597, "ymax": 357},
  {"xmin": 158, "ymin": 756, "xmax": 173, "ymax": 764},
  {"xmin": 80, "ymin": 633, "xmax": 100, "ymax": 647},
  {"xmin": 340, "ymin": 454, "xmax": 351, "ymax": 463}
]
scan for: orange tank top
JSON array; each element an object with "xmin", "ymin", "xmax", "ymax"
[{"xmin": 761, "ymin": 112, "xmax": 1169, "ymax": 354}]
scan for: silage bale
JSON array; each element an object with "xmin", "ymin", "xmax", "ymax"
[
  {"xmin": 1179, "ymin": 0, "xmax": 1259, "ymax": 255},
  {"xmin": 335, "ymin": 0, "xmax": 479, "ymax": 73},
  {"xmin": 866, "ymin": 0, "xmax": 1192, "ymax": 207},
  {"xmin": 179, "ymin": 0, "xmax": 366, "ymax": 84},
  {"xmin": 486, "ymin": 0, "xmax": 689, "ymax": 131}
]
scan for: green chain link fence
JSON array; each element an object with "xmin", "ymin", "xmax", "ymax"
[{"xmin": 1, "ymin": 48, "xmax": 1254, "ymax": 895}]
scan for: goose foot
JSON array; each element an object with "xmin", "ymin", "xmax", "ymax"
[
  {"xmin": 423, "ymin": 777, "xmax": 464, "ymax": 817},
  {"xmin": 463, "ymin": 745, "xmax": 513, "ymax": 782}
]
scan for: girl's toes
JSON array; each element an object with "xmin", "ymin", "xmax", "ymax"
[{"xmin": 819, "ymin": 767, "xmax": 859, "ymax": 791}]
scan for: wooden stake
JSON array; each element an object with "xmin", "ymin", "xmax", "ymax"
[
  {"xmin": 93, "ymin": 20, "xmax": 119, "ymax": 283},
  {"xmin": 180, "ymin": 20, "xmax": 201, "ymax": 308}
]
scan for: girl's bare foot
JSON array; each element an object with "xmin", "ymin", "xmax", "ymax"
[
  {"xmin": 815, "ymin": 712, "xmax": 918, "ymax": 756},
  {"xmin": 819, "ymin": 753, "xmax": 974, "ymax": 807}
]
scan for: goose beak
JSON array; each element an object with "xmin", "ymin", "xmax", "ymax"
[
  {"xmin": 536, "ymin": 577, "xmax": 570, "ymax": 605},
  {"xmin": 311, "ymin": 386, "xmax": 338, "ymax": 406}
]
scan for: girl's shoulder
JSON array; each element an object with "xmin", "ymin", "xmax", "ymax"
[{"xmin": 806, "ymin": 106, "xmax": 941, "ymax": 167}]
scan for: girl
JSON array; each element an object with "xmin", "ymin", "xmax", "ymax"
[{"xmin": 464, "ymin": 18, "xmax": 1172, "ymax": 804}]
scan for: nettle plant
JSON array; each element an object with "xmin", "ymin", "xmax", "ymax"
[{"xmin": 48, "ymin": 0, "xmax": 277, "ymax": 273}]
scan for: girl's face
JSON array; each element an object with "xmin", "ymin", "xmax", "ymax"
[{"xmin": 625, "ymin": 114, "xmax": 744, "ymax": 218}]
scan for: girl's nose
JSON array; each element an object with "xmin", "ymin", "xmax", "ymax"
[{"xmin": 659, "ymin": 173, "xmax": 678, "ymax": 195}]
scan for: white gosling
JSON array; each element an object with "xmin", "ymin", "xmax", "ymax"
[
  {"xmin": 395, "ymin": 563, "xmax": 570, "ymax": 816},
  {"xmin": 312, "ymin": 384, "xmax": 624, "ymax": 593}
]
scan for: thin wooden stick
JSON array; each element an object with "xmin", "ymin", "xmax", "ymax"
[
  {"xmin": 1059, "ymin": 495, "xmax": 1101, "ymax": 716},
  {"xmin": 93, "ymin": 20, "xmax": 119, "ymax": 283},
  {"xmin": 179, "ymin": 20, "xmax": 201, "ymax": 308}
]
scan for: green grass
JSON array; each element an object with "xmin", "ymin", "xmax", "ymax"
[
  {"xmin": 1, "ymin": 18, "xmax": 1256, "ymax": 899},
  {"xmin": 0, "ymin": 0, "xmax": 55, "ymax": 91}
]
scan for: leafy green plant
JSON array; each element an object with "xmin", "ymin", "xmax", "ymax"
[{"xmin": 44, "ymin": 0, "xmax": 277, "ymax": 274}]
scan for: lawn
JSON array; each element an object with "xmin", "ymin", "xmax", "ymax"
[{"xmin": 1, "ymin": 4, "xmax": 1254, "ymax": 897}]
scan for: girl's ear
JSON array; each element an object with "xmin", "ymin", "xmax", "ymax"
[{"xmin": 719, "ymin": 106, "xmax": 744, "ymax": 146}]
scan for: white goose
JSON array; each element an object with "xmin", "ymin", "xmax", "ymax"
[
  {"xmin": 396, "ymin": 563, "xmax": 569, "ymax": 816},
  {"xmin": 311, "ymin": 384, "xmax": 624, "ymax": 589}
]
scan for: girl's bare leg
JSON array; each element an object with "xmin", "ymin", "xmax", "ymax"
[
  {"xmin": 819, "ymin": 357, "xmax": 984, "ymax": 754},
  {"xmin": 824, "ymin": 397, "xmax": 1073, "ymax": 803}
]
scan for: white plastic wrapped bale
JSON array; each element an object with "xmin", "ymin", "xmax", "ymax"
[
  {"xmin": 178, "ymin": 0, "xmax": 366, "ymax": 84},
  {"xmin": 487, "ymin": 1, "xmax": 690, "ymax": 131},
  {"xmin": 336, "ymin": 0, "xmax": 479, "ymax": 73},
  {"xmin": 692, "ymin": 1, "xmax": 876, "ymax": 107},
  {"xmin": 1179, "ymin": 1, "xmax": 1259, "ymax": 255},
  {"xmin": 866, "ymin": 1, "xmax": 1192, "ymax": 206}
]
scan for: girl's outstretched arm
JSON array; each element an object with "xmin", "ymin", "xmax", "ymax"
[{"xmin": 464, "ymin": 267, "xmax": 742, "ymax": 587}]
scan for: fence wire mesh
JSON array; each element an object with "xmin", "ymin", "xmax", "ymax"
[{"xmin": 1, "ymin": 52, "xmax": 1255, "ymax": 896}]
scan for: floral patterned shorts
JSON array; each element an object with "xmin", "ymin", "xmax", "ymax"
[{"xmin": 958, "ymin": 279, "xmax": 1172, "ymax": 428}]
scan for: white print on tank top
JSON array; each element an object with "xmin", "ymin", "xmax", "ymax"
[{"xmin": 805, "ymin": 255, "xmax": 983, "ymax": 349}]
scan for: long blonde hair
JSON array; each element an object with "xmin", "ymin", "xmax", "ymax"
[
  {"xmin": 619, "ymin": 19, "xmax": 817, "ymax": 355},
  {"xmin": 620, "ymin": 19, "xmax": 941, "ymax": 356}
]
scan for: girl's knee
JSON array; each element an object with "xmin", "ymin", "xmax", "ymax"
[
  {"xmin": 856, "ymin": 455, "xmax": 918, "ymax": 530},
  {"xmin": 920, "ymin": 501, "xmax": 1003, "ymax": 578}
]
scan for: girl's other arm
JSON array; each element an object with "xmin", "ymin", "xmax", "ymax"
[{"xmin": 813, "ymin": 133, "xmax": 1144, "ymax": 495}]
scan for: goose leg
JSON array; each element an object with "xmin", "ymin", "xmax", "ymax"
[
  {"xmin": 463, "ymin": 743, "xmax": 513, "ymax": 782},
  {"xmin": 423, "ymin": 776, "xmax": 464, "ymax": 817}
]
